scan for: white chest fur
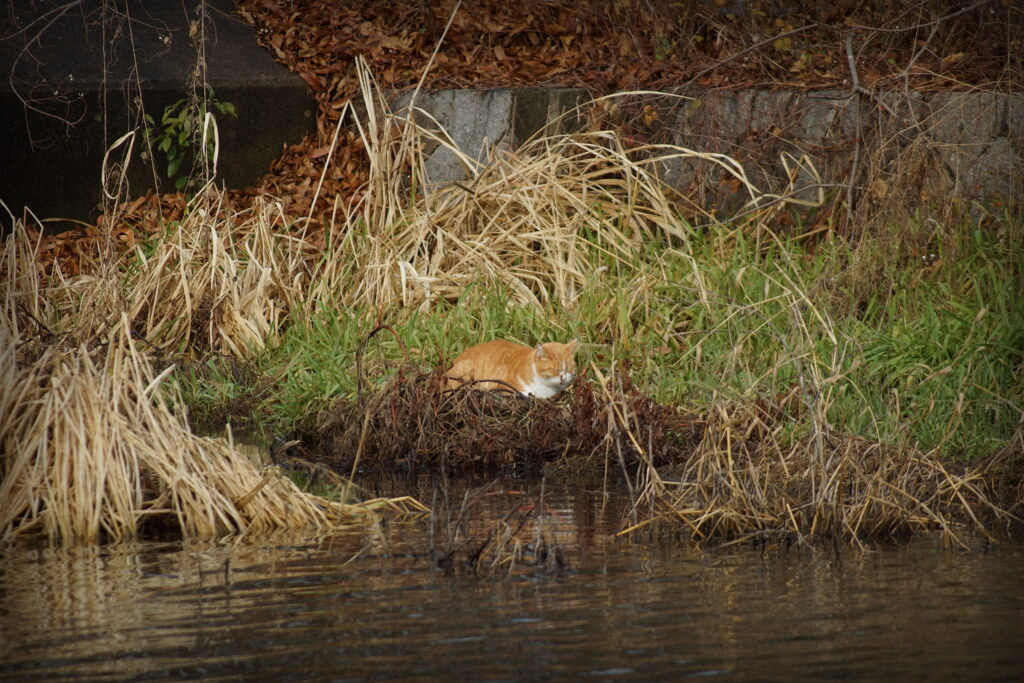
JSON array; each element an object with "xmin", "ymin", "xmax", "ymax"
[{"xmin": 520, "ymin": 368, "xmax": 574, "ymax": 398}]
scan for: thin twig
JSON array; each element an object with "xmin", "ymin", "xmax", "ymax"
[
  {"xmin": 686, "ymin": 24, "xmax": 818, "ymax": 85},
  {"xmin": 848, "ymin": 0, "xmax": 995, "ymax": 33},
  {"xmin": 355, "ymin": 324, "xmax": 407, "ymax": 405},
  {"xmin": 6, "ymin": 1, "xmax": 86, "ymax": 129}
]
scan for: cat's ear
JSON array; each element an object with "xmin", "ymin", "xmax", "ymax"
[
  {"xmin": 567, "ymin": 339, "xmax": 578, "ymax": 352},
  {"xmin": 535, "ymin": 343, "xmax": 547, "ymax": 358}
]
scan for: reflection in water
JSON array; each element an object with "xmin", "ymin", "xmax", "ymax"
[{"xmin": 1, "ymin": 475, "xmax": 1022, "ymax": 681}]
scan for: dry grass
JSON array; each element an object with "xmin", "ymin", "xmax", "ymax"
[
  {"xmin": 123, "ymin": 191, "xmax": 312, "ymax": 356},
  {"xmin": 11, "ymin": 186, "xmax": 315, "ymax": 359},
  {"xmin": 0, "ymin": 216, "xmax": 425, "ymax": 544},
  {"xmin": 307, "ymin": 63, "xmax": 780, "ymax": 311},
  {"xmin": 300, "ymin": 354, "xmax": 1016, "ymax": 546},
  {"xmin": 624, "ymin": 400, "xmax": 1016, "ymax": 548}
]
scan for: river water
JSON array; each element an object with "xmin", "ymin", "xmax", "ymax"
[{"xmin": 1, "ymin": 475, "xmax": 1022, "ymax": 681}]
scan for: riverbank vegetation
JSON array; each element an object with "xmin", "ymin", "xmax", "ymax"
[
  {"xmin": 5, "ymin": 61, "xmax": 1020, "ymax": 546},
  {"xmin": 9, "ymin": 0, "xmax": 1024, "ymax": 550},
  {"xmin": 0, "ymin": 210, "xmax": 428, "ymax": 543}
]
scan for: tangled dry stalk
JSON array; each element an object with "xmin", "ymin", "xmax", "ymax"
[
  {"xmin": 125, "ymin": 192, "xmax": 311, "ymax": 356},
  {"xmin": 421, "ymin": 480, "xmax": 574, "ymax": 578},
  {"xmin": 627, "ymin": 401, "xmax": 1015, "ymax": 549},
  {"xmin": 299, "ymin": 364, "xmax": 701, "ymax": 476},
  {"xmin": 1, "ymin": 215, "xmax": 425, "ymax": 544},
  {"xmin": 302, "ymin": 352, "xmax": 1016, "ymax": 547},
  {"xmin": 309, "ymin": 62, "xmax": 776, "ymax": 311}
]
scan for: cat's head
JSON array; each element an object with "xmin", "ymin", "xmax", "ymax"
[{"xmin": 534, "ymin": 339, "xmax": 578, "ymax": 390}]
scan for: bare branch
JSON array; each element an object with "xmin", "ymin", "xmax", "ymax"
[
  {"xmin": 848, "ymin": 0, "xmax": 996, "ymax": 33},
  {"xmin": 686, "ymin": 24, "xmax": 819, "ymax": 85}
]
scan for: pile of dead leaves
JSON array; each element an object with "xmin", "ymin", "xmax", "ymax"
[
  {"xmin": 233, "ymin": 0, "xmax": 1021, "ymax": 225},
  {"xmin": 35, "ymin": 0, "xmax": 1022, "ymax": 275},
  {"xmin": 22, "ymin": 192, "xmax": 187, "ymax": 279}
]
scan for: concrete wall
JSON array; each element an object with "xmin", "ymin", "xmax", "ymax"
[
  {"xmin": 0, "ymin": 0, "xmax": 315, "ymax": 234},
  {"xmin": 398, "ymin": 86, "xmax": 1022, "ymax": 218},
  {"xmin": 391, "ymin": 87, "xmax": 590, "ymax": 191}
]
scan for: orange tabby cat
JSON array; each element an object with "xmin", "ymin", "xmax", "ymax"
[{"xmin": 446, "ymin": 339, "xmax": 578, "ymax": 398}]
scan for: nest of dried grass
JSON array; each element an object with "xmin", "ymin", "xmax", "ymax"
[
  {"xmin": 296, "ymin": 365, "xmax": 1020, "ymax": 546},
  {"xmin": 295, "ymin": 367, "xmax": 703, "ymax": 475}
]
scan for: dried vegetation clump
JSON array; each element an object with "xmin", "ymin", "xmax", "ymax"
[
  {"xmin": 122, "ymin": 192, "xmax": 311, "ymax": 356},
  {"xmin": 297, "ymin": 366, "xmax": 703, "ymax": 475},
  {"xmin": 0, "ymin": 218, "xmax": 424, "ymax": 544},
  {"xmin": 330, "ymin": 119, "xmax": 726, "ymax": 308},
  {"xmin": 298, "ymin": 363, "xmax": 1018, "ymax": 546},
  {"xmin": 630, "ymin": 402, "xmax": 1020, "ymax": 547}
]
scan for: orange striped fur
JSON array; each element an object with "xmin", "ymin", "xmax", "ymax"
[{"xmin": 446, "ymin": 339, "xmax": 578, "ymax": 398}]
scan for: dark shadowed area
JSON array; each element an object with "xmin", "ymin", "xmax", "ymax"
[{"xmin": 0, "ymin": 0, "xmax": 314, "ymax": 234}]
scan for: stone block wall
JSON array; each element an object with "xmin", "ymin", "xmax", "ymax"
[{"xmin": 398, "ymin": 85, "xmax": 1022, "ymax": 222}]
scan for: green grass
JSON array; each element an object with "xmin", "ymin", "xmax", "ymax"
[{"xmin": 174, "ymin": 214, "xmax": 1024, "ymax": 461}]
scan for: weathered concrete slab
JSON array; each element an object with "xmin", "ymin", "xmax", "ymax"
[
  {"xmin": 398, "ymin": 85, "xmax": 1021, "ymax": 218},
  {"xmin": 924, "ymin": 91, "xmax": 1023, "ymax": 198},
  {"xmin": 658, "ymin": 86, "xmax": 1022, "ymax": 215},
  {"xmin": 0, "ymin": 0, "xmax": 315, "ymax": 234},
  {"xmin": 391, "ymin": 87, "xmax": 590, "ymax": 190}
]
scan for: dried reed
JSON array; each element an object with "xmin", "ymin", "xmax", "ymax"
[
  {"xmin": 1, "ymin": 218, "xmax": 424, "ymax": 544},
  {"xmin": 624, "ymin": 398, "xmax": 1014, "ymax": 548},
  {"xmin": 308, "ymin": 62, "xmax": 757, "ymax": 311},
  {"xmin": 124, "ymin": 192, "xmax": 310, "ymax": 356}
]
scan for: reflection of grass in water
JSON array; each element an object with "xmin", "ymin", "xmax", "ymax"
[{"xmin": 421, "ymin": 481, "xmax": 571, "ymax": 578}]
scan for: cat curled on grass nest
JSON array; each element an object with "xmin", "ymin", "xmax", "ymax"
[{"xmin": 445, "ymin": 339, "xmax": 578, "ymax": 398}]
